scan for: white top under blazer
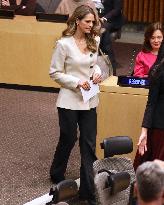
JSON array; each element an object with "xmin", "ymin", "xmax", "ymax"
[{"xmin": 49, "ymin": 36, "xmax": 101, "ymax": 110}]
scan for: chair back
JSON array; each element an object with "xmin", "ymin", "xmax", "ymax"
[
  {"xmin": 93, "ymin": 136, "xmax": 136, "ymax": 205},
  {"xmin": 46, "ymin": 179, "xmax": 78, "ymax": 205},
  {"xmin": 100, "ymin": 136, "xmax": 133, "ymax": 158},
  {"xmin": 94, "ymin": 170, "xmax": 131, "ymax": 205}
]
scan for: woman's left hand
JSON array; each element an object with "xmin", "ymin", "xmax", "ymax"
[
  {"xmin": 2, "ymin": 0, "xmax": 10, "ymax": 6},
  {"xmin": 92, "ymin": 73, "xmax": 102, "ymax": 84}
]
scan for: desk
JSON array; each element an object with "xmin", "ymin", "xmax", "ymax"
[
  {"xmin": 0, "ymin": 16, "xmax": 66, "ymax": 87},
  {"xmin": 96, "ymin": 76, "xmax": 148, "ymax": 160}
]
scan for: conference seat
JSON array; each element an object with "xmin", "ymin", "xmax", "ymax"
[{"xmin": 93, "ymin": 136, "xmax": 136, "ymax": 205}]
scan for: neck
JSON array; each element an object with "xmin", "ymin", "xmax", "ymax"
[
  {"xmin": 74, "ymin": 30, "xmax": 85, "ymax": 40},
  {"xmin": 137, "ymin": 197, "xmax": 163, "ymax": 205},
  {"xmin": 151, "ymin": 49, "xmax": 159, "ymax": 55},
  {"xmin": 16, "ymin": 0, "xmax": 22, "ymax": 5}
]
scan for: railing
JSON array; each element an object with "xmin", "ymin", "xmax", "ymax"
[{"xmin": 123, "ymin": 0, "xmax": 164, "ymax": 24}]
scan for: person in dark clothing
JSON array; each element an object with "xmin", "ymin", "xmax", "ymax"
[
  {"xmin": 1, "ymin": 0, "xmax": 36, "ymax": 16},
  {"xmin": 99, "ymin": 0, "xmax": 124, "ymax": 75},
  {"xmin": 133, "ymin": 40, "xmax": 164, "ymax": 171}
]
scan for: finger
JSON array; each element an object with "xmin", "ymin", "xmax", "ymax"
[
  {"xmin": 82, "ymin": 83, "xmax": 90, "ymax": 90},
  {"xmin": 93, "ymin": 76, "xmax": 102, "ymax": 84}
]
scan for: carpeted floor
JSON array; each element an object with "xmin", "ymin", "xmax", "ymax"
[{"xmin": 0, "ymin": 42, "xmax": 142, "ymax": 205}]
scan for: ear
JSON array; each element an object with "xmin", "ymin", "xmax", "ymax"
[
  {"xmin": 134, "ymin": 182, "xmax": 138, "ymax": 198},
  {"xmin": 76, "ymin": 18, "xmax": 79, "ymax": 26}
]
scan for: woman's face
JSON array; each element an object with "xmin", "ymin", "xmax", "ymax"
[
  {"xmin": 150, "ymin": 29, "xmax": 163, "ymax": 51},
  {"xmin": 76, "ymin": 13, "xmax": 95, "ymax": 34}
]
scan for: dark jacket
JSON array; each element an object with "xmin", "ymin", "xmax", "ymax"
[
  {"xmin": 142, "ymin": 69, "xmax": 164, "ymax": 129},
  {"xmin": 2, "ymin": 0, "xmax": 36, "ymax": 15},
  {"xmin": 102, "ymin": 0, "xmax": 124, "ymax": 29},
  {"xmin": 36, "ymin": 0, "xmax": 61, "ymax": 14}
]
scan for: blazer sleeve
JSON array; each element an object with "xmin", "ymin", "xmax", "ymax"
[
  {"xmin": 142, "ymin": 77, "xmax": 161, "ymax": 128},
  {"xmin": 93, "ymin": 36, "xmax": 101, "ymax": 75},
  {"xmin": 49, "ymin": 40, "xmax": 80, "ymax": 89},
  {"xmin": 133, "ymin": 52, "xmax": 146, "ymax": 77}
]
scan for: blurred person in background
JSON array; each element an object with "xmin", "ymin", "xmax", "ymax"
[
  {"xmin": 36, "ymin": 0, "xmax": 98, "ymax": 19},
  {"xmin": 36, "ymin": 0, "xmax": 60, "ymax": 14},
  {"xmin": 54, "ymin": 0, "xmax": 97, "ymax": 17},
  {"xmin": 1, "ymin": 0, "xmax": 36, "ymax": 15},
  {"xmin": 99, "ymin": 0, "xmax": 125, "ymax": 75},
  {"xmin": 133, "ymin": 22, "xmax": 163, "ymax": 77}
]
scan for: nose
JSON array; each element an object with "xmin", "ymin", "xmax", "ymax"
[
  {"xmin": 154, "ymin": 37, "xmax": 158, "ymax": 42},
  {"xmin": 89, "ymin": 22, "xmax": 93, "ymax": 28}
]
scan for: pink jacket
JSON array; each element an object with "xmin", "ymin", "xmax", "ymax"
[{"xmin": 133, "ymin": 51, "xmax": 157, "ymax": 77}]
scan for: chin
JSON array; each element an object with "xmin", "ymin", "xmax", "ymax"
[
  {"xmin": 152, "ymin": 46, "xmax": 160, "ymax": 50},
  {"xmin": 85, "ymin": 29, "xmax": 91, "ymax": 33}
]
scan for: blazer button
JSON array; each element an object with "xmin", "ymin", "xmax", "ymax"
[{"xmin": 90, "ymin": 66, "xmax": 93, "ymax": 69}]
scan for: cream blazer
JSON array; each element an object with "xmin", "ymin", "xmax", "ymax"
[{"xmin": 49, "ymin": 36, "xmax": 101, "ymax": 110}]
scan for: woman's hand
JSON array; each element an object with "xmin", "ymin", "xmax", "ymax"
[
  {"xmin": 78, "ymin": 80, "xmax": 91, "ymax": 90},
  {"xmin": 2, "ymin": 0, "xmax": 10, "ymax": 6},
  {"xmin": 138, "ymin": 127, "xmax": 148, "ymax": 156},
  {"xmin": 92, "ymin": 73, "xmax": 102, "ymax": 84}
]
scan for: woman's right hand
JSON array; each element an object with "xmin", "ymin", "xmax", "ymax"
[
  {"xmin": 137, "ymin": 127, "xmax": 148, "ymax": 156},
  {"xmin": 78, "ymin": 80, "xmax": 90, "ymax": 91}
]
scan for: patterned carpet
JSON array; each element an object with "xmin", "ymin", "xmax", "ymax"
[
  {"xmin": 0, "ymin": 88, "xmax": 80, "ymax": 205},
  {"xmin": 0, "ymin": 42, "xmax": 142, "ymax": 205}
]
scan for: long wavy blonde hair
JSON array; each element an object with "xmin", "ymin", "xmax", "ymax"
[{"xmin": 62, "ymin": 5, "xmax": 100, "ymax": 53}]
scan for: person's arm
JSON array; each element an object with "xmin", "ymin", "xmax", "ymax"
[
  {"xmin": 49, "ymin": 40, "xmax": 81, "ymax": 90},
  {"xmin": 138, "ymin": 75, "xmax": 161, "ymax": 155},
  {"xmin": 133, "ymin": 52, "xmax": 147, "ymax": 77},
  {"xmin": 1, "ymin": 0, "xmax": 21, "ymax": 10},
  {"xmin": 15, "ymin": 0, "xmax": 36, "ymax": 16},
  {"xmin": 103, "ymin": 0, "xmax": 123, "ymax": 21}
]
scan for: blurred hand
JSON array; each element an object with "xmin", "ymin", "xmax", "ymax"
[
  {"xmin": 2, "ymin": 0, "xmax": 10, "ymax": 6},
  {"xmin": 92, "ymin": 73, "xmax": 102, "ymax": 84},
  {"xmin": 137, "ymin": 128, "xmax": 148, "ymax": 156},
  {"xmin": 78, "ymin": 80, "xmax": 90, "ymax": 91}
]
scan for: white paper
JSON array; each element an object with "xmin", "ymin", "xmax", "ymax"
[{"xmin": 80, "ymin": 80, "xmax": 100, "ymax": 103}]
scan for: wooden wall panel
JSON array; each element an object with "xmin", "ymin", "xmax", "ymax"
[{"xmin": 123, "ymin": 0, "xmax": 164, "ymax": 24}]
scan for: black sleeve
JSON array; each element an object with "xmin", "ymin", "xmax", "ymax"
[
  {"xmin": 142, "ymin": 77, "xmax": 161, "ymax": 128},
  {"xmin": 1, "ymin": 0, "xmax": 36, "ymax": 15},
  {"xmin": 1, "ymin": 0, "xmax": 20, "ymax": 11},
  {"xmin": 104, "ymin": 0, "xmax": 123, "ymax": 20},
  {"xmin": 16, "ymin": 0, "xmax": 36, "ymax": 15}
]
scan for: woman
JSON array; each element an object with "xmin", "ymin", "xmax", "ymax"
[
  {"xmin": 1, "ymin": 0, "xmax": 36, "ymax": 16},
  {"xmin": 49, "ymin": 5, "xmax": 101, "ymax": 205},
  {"xmin": 133, "ymin": 40, "xmax": 164, "ymax": 171},
  {"xmin": 133, "ymin": 22, "xmax": 163, "ymax": 77}
]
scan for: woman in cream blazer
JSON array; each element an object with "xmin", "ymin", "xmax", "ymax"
[{"xmin": 49, "ymin": 5, "xmax": 101, "ymax": 205}]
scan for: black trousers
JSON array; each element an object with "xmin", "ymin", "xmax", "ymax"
[{"xmin": 50, "ymin": 107, "xmax": 97, "ymax": 200}]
